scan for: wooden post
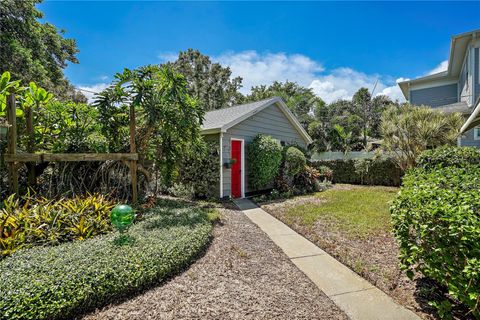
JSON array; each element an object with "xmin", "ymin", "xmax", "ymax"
[
  {"xmin": 6, "ymin": 93, "xmax": 18, "ymax": 195},
  {"xmin": 25, "ymin": 105, "xmax": 36, "ymax": 188},
  {"xmin": 129, "ymin": 104, "xmax": 138, "ymax": 203}
]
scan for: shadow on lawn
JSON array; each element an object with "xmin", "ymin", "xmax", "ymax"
[{"xmin": 141, "ymin": 197, "xmax": 221, "ymax": 230}]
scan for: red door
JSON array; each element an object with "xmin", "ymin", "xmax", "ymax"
[{"xmin": 231, "ymin": 140, "xmax": 242, "ymax": 198}]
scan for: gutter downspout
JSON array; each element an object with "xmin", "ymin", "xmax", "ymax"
[
  {"xmin": 219, "ymin": 132, "xmax": 223, "ymax": 198},
  {"xmin": 461, "ymin": 98, "xmax": 480, "ymax": 133}
]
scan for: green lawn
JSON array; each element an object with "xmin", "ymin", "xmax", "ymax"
[{"xmin": 285, "ymin": 185, "xmax": 398, "ymax": 238}]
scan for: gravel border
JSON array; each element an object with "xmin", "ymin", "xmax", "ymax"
[{"xmin": 83, "ymin": 206, "xmax": 347, "ymax": 320}]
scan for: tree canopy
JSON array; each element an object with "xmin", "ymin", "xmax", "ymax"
[
  {"xmin": 0, "ymin": 0, "xmax": 85, "ymax": 102},
  {"xmin": 167, "ymin": 49, "xmax": 243, "ymax": 111},
  {"xmin": 246, "ymin": 81, "xmax": 325, "ymax": 128},
  {"xmin": 94, "ymin": 65, "xmax": 205, "ymax": 187}
]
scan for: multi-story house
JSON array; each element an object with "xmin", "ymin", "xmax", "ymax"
[{"xmin": 398, "ymin": 30, "xmax": 480, "ymax": 146}]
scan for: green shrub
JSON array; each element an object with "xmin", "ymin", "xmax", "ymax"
[
  {"xmin": 316, "ymin": 165, "xmax": 333, "ymax": 181},
  {"xmin": 283, "ymin": 146, "xmax": 306, "ymax": 177},
  {"xmin": 417, "ymin": 146, "xmax": 480, "ymax": 170},
  {"xmin": 178, "ymin": 140, "xmax": 220, "ymax": 198},
  {"xmin": 0, "ymin": 194, "xmax": 115, "ymax": 257},
  {"xmin": 293, "ymin": 165, "xmax": 325, "ymax": 194},
  {"xmin": 247, "ymin": 134, "xmax": 283, "ymax": 189},
  {"xmin": 391, "ymin": 166, "xmax": 480, "ymax": 317},
  {"xmin": 311, "ymin": 158, "xmax": 402, "ymax": 186},
  {"xmin": 0, "ymin": 198, "xmax": 214, "ymax": 320}
]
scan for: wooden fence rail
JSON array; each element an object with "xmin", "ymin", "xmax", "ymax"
[{"xmin": 3, "ymin": 93, "xmax": 139, "ymax": 203}]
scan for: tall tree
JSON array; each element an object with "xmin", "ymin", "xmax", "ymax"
[
  {"xmin": 167, "ymin": 49, "xmax": 243, "ymax": 111},
  {"xmin": 246, "ymin": 81, "xmax": 325, "ymax": 128},
  {"xmin": 352, "ymin": 88, "xmax": 395, "ymax": 149},
  {"xmin": 381, "ymin": 105, "xmax": 463, "ymax": 170},
  {"xmin": 95, "ymin": 65, "xmax": 205, "ymax": 188},
  {"xmin": 0, "ymin": 0, "xmax": 85, "ymax": 102}
]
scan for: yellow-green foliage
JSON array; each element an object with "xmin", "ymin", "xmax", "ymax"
[{"xmin": 0, "ymin": 194, "xmax": 115, "ymax": 257}]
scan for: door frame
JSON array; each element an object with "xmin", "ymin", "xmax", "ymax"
[{"xmin": 230, "ymin": 138, "xmax": 245, "ymax": 198}]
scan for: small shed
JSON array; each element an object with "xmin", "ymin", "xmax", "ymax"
[{"xmin": 201, "ymin": 97, "xmax": 313, "ymax": 199}]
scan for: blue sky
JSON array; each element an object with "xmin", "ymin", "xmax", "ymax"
[{"xmin": 39, "ymin": 1, "xmax": 480, "ymax": 103}]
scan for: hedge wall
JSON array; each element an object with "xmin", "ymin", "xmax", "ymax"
[{"xmin": 310, "ymin": 158, "xmax": 403, "ymax": 186}]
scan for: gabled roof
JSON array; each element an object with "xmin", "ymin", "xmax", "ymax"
[
  {"xmin": 398, "ymin": 29, "xmax": 480, "ymax": 99},
  {"xmin": 201, "ymin": 96, "xmax": 313, "ymax": 144}
]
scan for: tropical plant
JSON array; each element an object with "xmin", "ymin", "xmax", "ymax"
[
  {"xmin": 247, "ymin": 134, "xmax": 283, "ymax": 189},
  {"xmin": 333, "ymin": 124, "xmax": 353, "ymax": 155},
  {"xmin": 293, "ymin": 165, "xmax": 324, "ymax": 194},
  {"xmin": 0, "ymin": 199, "xmax": 214, "ymax": 320},
  {"xmin": 381, "ymin": 104, "xmax": 463, "ymax": 170},
  {"xmin": 0, "ymin": 193, "xmax": 115, "ymax": 257},
  {"xmin": 95, "ymin": 65, "xmax": 205, "ymax": 189},
  {"xmin": 0, "ymin": 71, "xmax": 22, "ymax": 119}
]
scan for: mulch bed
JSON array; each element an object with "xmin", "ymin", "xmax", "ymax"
[
  {"xmin": 82, "ymin": 206, "xmax": 347, "ymax": 320},
  {"xmin": 258, "ymin": 186, "xmax": 472, "ymax": 320}
]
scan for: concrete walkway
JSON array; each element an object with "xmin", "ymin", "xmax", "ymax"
[{"xmin": 234, "ymin": 198, "xmax": 419, "ymax": 320}]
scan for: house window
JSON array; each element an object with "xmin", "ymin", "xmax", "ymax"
[{"xmin": 474, "ymin": 127, "xmax": 480, "ymax": 140}]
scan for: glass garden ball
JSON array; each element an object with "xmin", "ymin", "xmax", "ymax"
[{"xmin": 110, "ymin": 204, "xmax": 136, "ymax": 231}]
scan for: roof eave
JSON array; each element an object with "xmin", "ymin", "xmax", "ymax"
[{"xmin": 200, "ymin": 128, "xmax": 224, "ymax": 135}]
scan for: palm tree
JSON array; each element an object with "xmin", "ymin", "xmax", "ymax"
[
  {"xmin": 333, "ymin": 124, "xmax": 353, "ymax": 155},
  {"xmin": 381, "ymin": 104, "xmax": 463, "ymax": 170}
]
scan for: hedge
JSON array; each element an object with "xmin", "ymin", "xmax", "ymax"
[
  {"xmin": 310, "ymin": 158, "xmax": 402, "ymax": 186},
  {"xmin": 0, "ymin": 198, "xmax": 214, "ymax": 320},
  {"xmin": 179, "ymin": 140, "xmax": 220, "ymax": 198},
  {"xmin": 391, "ymin": 165, "xmax": 480, "ymax": 316},
  {"xmin": 247, "ymin": 134, "xmax": 283, "ymax": 189},
  {"xmin": 416, "ymin": 146, "xmax": 480, "ymax": 170}
]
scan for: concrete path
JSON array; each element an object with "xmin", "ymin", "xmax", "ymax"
[{"xmin": 234, "ymin": 198, "xmax": 420, "ymax": 320}]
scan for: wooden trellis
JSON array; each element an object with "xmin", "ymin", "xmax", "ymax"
[{"xmin": 3, "ymin": 93, "xmax": 138, "ymax": 203}]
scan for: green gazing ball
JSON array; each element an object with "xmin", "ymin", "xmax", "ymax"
[{"xmin": 110, "ymin": 204, "xmax": 136, "ymax": 232}]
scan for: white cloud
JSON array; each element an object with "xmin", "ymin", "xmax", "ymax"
[
  {"xmin": 213, "ymin": 51, "xmax": 324, "ymax": 94},
  {"xmin": 157, "ymin": 50, "xmax": 406, "ymax": 103},
  {"xmin": 309, "ymin": 68, "xmax": 406, "ymax": 103},
  {"xmin": 158, "ymin": 52, "xmax": 178, "ymax": 63},
  {"xmin": 427, "ymin": 60, "xmax": 448, "ymax": 75},
  {"xmin": 376, "ymin": 77, "xmax": 410, "ymax": 102},
  {"xmin": 78, "ymin": 83, "xmax": 109, "ymax": 104}
]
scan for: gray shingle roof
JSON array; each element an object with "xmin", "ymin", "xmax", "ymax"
[
  {"xmin": 435, "ymin": 101, "xmax": 471, "ymax": 114},
  {"xmin": 201, "ymin": 97, "xmax": 279, "ymax": 131}
]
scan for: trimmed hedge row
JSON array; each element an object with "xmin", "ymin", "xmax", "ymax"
[
  {"xmin": 391, "ymin": 165, "xmax": 480, "ymax": 316},
  {"xmin": 0, "ymin": 199, "xmax": 214, "ymax": 320},
  {"xmin": 417, "ymin": 145, "xmax": 480, "ymax": 170},
  {"xmin": 310, "ymin": 158, "xmax": 403, "ymax": 186}
]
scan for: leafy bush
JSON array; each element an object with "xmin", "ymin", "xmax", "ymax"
[
  {"xmin": 391, "ymin": 166, "xmax": 480, "ymax": 317},
  {"xmin": 417, "ymin": 146, "xmax": 480, "ymax": 170},
  {"xmin": 167, "ymin": 182, "xmax": 196, "ymax": 200},
  {"xmin": 0, "ymin": 198, "xmax": 214, "ymax": 320},
  {"xmin": 311, "ymin": 158, "xmax": 402, "ymax": 186},
  {"xmin": 0, "ymin": 194, "xmax": 115, "ymax": 257},
  {"xmin": 178, "ymin": 140, "xmax": 220, "ymax": 198},
  {"xmin": 316, "ymin": 165, "xmax": 333, "ymax": 181},
  {"xmin": 247, "ymin": 134, "xmax": 283, "ymax": 189},
  {"xmin": 293, "ymin": 165, "xmax": 326, "ymax": 194},
  {"xmin": 283, "ymin": 146, "xmax": 306, "ymax": 177}
]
